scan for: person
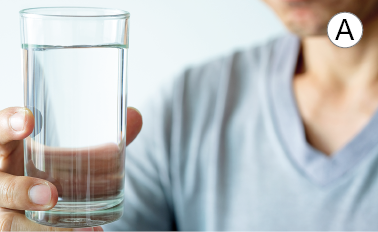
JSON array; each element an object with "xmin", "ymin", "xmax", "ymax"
[{"xmin": 1, "ymin": 0, "xmax": 378, "ymax": 230}]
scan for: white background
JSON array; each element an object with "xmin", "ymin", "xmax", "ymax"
[{"xmin": 0, "ymin": 0, "xmax": 285, "ymax": 114}]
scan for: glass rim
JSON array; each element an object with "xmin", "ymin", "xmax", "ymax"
[{"xmin": 19, "ymin": 7, "xmax": 130, "ymax": 19}]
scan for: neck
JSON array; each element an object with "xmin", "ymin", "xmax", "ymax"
[{"xmin": 300, "ymin": 15, "xmax": 378, "ymax": 89}]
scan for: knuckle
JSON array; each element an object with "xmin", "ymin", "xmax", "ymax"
[
  {"xmin": 0, "ymin": 213, "xmax": 16, "ymax": 232},
  {"xmin": 0, "ymin": 143, "xmax": 13, "ymax": 158},
  {"xmin": 0, "ymin": 176, "xmax": 18, "ymax": 208}
]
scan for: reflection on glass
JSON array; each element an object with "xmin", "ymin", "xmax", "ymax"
[{"xmin": 21, "ymin": 7, "xmax": 129, "ymax": 227}]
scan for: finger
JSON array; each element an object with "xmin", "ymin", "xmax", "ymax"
[
  {"xmin": 0, "ymin": 139, "xmax": 24, "ymax": 176},
  {"xmin": 0, "ymin": 211, "xmax": 103, "ymax": 231},
  {"xmin": 25, "ymin": 160, "xmax": 63, "ymax": 196},
  {"xmin": 126, "ymin": 107, "xmax": 143, "ymax": 146},
  {"xmin": 74, "ymin": 227, "xmax": 104, "ymax": 231},
  {"xmin": 0, "ymin": 172, "xmax": 58, "ymax": 211},
  {"xmin": 0, "ymin": 108, "xmax": 34, "ymax": 175},
  {"xmin": 0, "ymin": 107, "xmax": 34, "ymax": 145}
]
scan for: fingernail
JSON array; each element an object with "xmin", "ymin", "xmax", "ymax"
[
  {"xmin": 128, "ymin": 107, "xmax": 141, "ymax": 116},
  {"xmin": 73, "ymin": 228, "xmax": 94, "ymax": 231},
  {"xmin": 93, "ymin": 226, "xmax": 104, "ymax": 231},
  {"xmin": 10, "ymin": 110, "xmax": 26, "ymax": 131},
  {"xmin": 29, "ymin": 184, "xmax": 51, "ymax": 205}
]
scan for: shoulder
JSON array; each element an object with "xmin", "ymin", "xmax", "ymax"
[
  {"xmin": 170, "ymin": 33, "xmax": 299, "ymax": 106},
  {"xmin": 137, "ymin": 33, "xmax": 300, "ymax": 139},
  {"xmin": 176, "ymin": 33, "xmax": 299, "ymax": 91}
]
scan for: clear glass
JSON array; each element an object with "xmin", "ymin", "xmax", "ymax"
[{"xmin": 20, "ymin": 7, "xmax": 129, "ymax": 228}]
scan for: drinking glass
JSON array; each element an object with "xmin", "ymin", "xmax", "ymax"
[{"xmin": 20, "ymin": 7, "xmax": 129, "ymax": 228}]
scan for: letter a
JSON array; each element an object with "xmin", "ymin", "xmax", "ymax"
[{"xmin": 335, "ymin": 19, "xmax": 354, "ymax": 40}]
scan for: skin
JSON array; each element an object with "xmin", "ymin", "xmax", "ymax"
[
  {"xmin": 264, "ymin": 0, "xmax": 378, "ymax": 155},
  {"xmin": 0, "ymin": 107, "xmax": 142, "ymax": 231}
]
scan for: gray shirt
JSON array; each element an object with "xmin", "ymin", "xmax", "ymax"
[{"xmin": 103, "ymin": 33, "xmax": 378, "ymax": 231}]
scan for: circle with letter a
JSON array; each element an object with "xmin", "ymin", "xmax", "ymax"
[{"xmin": 327, "ymin": 12, "xmax": 363, "ymax": 48}]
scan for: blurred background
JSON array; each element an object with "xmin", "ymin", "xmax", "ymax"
[{"xmin": 0, "ymin": 0, "xmax": 285, "ymax": 115}]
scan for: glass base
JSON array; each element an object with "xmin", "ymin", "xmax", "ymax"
[{"xmin": 25, "ymin": 200, "xmax": 124, "ymax": 228}]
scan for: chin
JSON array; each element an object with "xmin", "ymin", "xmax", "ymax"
[
  {"xmin": 264, "ymin": 0, "xmax": 378, "ymax": 36},
  {"xmin": 264, "ymin": 0, "xmax": 339, "ymax": 36},
  {"xmin": 283, "ymin": 6, "xmax": 333, "ymax": 36},
  {"xmin": 284, "ymin": 14, "xmax": 329, "ymax": 37}
]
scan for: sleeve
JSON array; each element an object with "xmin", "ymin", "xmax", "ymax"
[{"xmin": 102, "ymin": 79, "xmax": 177, "ymax": 231}]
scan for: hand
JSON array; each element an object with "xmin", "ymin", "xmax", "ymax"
[{"xmin": 0, "ymin": 107, "xmax": 143, "ymax": 231}]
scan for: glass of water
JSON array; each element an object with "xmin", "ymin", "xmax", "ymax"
[{"xmin": 20, "ymin": 7, "xmax": 129, "ymax": 228}]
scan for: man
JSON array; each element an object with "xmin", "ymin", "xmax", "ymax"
[{"xmin": 1, "ymin": 0, "xmax": 378, "ymax": 230}]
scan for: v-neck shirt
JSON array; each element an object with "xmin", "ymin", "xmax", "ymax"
[
  {"xmin": 103, "ymin": 33, "xmax": 378, "ymax": 231},
  {"xmin": 269, "ymin": 34, "xmax": 378, "ymax": 186}
]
